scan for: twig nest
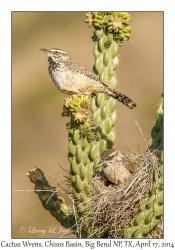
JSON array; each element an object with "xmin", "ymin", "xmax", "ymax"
[{"xmin": 76, "ymin": 149, "xmax": 162, "ymax": 238}]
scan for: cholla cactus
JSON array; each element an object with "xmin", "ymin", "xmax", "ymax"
[
  {"xmin": 86, "ymin": 12, "xmax": 132, "ymax": 173},
  {"xmin": 123, "ymin": 165, "xmax": 163, "ymax": 238},
  {"xmin": 149, "ymin": 94, "xmax": 163, "ymax": 151},
  {"xmin": 64, "ymin": 95, "xmax": 94, "ymax": 204},
  {"xmin": 63, "ymin": 95, "xmax": 97, "ymax": 236},
  {"xmin": 123, "ymin": 94, "xmax": 163, "ymax": 238},
  {"xmin": 26, "ymin": 168, "xmax": 76, "ymax": 232},
  {"xmin": 85, "ymin": 12, "xmax": 131, "ymax": 46}
]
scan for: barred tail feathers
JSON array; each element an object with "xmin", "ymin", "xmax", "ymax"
[{"xmin": 105, "ymin": 86, "xmax": 137, "ymax": 109}]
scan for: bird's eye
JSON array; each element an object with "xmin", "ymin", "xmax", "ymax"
[{"xmin": 107, "ymin": 156, "xmax": 113, "ymax": 160}]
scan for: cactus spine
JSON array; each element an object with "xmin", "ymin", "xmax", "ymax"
[
  {"xmin": 85, "ymin": 12, "xmax": 132, "ymax": 172},
  {"xmin": 123, "ymin": 94, "xmax": 163, "ymax": 238}
]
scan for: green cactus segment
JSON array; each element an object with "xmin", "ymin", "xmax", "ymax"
[
  {"xmin": 148, "ymin": 94, "xmax": 163, "ymax": 151},
  {"xmin": 123, "ymin": 166, "xmax": 163, "ymax": 238},
  {"xmin": 85, "ymin": 12, "xmax": 132, "ymax": 173},
  {"xmin": 64, "ymin": 95, "xmax": 96, "ymax": 237},
  {"xmin": 85, "ymin": 12, "xmax": 132, "ymax": 46},
  {"xmin": 63, "ymin": 96, "xmax": 94, "ymax": 217},
  {"xmin": 88, "ymin": 19, "xmax": 121, "ymax": 173},
  {"xmin": 26, "ymin": 168, "xmax": 76, "ymax": 231},
  {"xmin": 123, "ymin": 94, "xmax": 164, "ymax": 238}
]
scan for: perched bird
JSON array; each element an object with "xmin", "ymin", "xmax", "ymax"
[
  {"xmin": 101, "ymin": 149, "xmax": 132, "ymax": 185},
  {"xmin": 40, "ymin": 48, "xmax": 136, "ymax": 109}
]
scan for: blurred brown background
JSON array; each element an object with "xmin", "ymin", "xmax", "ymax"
[{"xmin": 12, "ymin": 12, "xmax": 163, "ymax": 238}]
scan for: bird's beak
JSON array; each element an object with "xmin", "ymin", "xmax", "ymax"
[{"xmin": 39, "ymin": 48, "xmax": 48, "ymax": 53}]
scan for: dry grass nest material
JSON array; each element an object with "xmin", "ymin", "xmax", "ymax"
[{"xmin": 76, "ymin": 149, "xmax": 163, "ymax": 238}]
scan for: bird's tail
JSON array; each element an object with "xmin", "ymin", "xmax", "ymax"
[{"xmin": 105, "ymin": 87, "xmax": 137, "ymax": 109}]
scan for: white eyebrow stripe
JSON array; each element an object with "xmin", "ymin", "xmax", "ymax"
[{"xmin": 50, "ymin": 49, "xmax": 66, "ymax": 54}]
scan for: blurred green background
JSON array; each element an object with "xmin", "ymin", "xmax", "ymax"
[{"xmin": 12, "ymin": 12, "xmax": 163, "ymax": 238}]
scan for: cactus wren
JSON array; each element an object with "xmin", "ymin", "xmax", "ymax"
[
  {"xmin": 39, "ymin": 48, "xmax": 136, "ymax": 109},
  {"xmin": 101, "ymin": 149, "xmax": 132, "ymax": 185}
]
